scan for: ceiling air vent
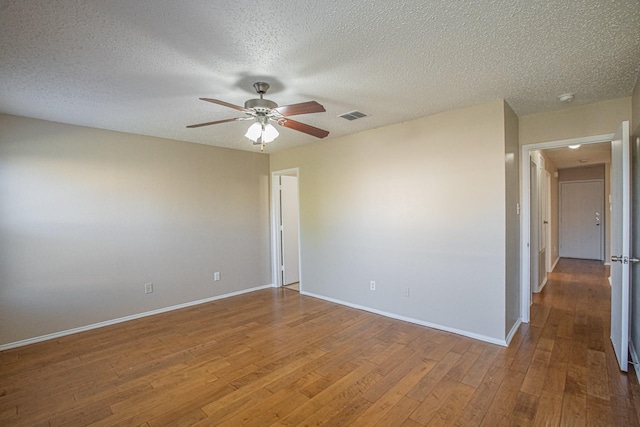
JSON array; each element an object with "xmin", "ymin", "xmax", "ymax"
[{"xmin": 338, "ymin": 110, "xmax": 368, "ymax": 121}]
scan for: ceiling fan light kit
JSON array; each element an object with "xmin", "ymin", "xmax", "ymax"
[
  {"xmin": 187, "ymin": 82, "xmax": 329, "ymax": 152},
  {"xmin": 245, "ymin": 121, "xmax": 279, "ymax": 145}
]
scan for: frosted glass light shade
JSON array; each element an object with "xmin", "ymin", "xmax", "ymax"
[
  {"xmin": 262, "ymin": 124, "xmax": 279, "ymax": 143},
  {"xmin": 244, "ymin": 122, "xmax": 279, "ymax": 144},
  {"xmin": 244, "ymin": 122, "xmax": 262, "ymax": 142}
]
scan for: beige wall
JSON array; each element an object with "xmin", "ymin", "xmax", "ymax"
[
  {"xmin": 271, "ymin": 100, "xmax": 510, "ymax": 342},
  {"xmin": 558, "ymin": 164, "xmax": 605, "ymax": 181},
  {"xmin": 520, "ymin": 98, "xmax": 632, "ymax": 146},
  {"xmin": 0, "ymin": 114, "xmax": 271, "ymax": 347},
  {"xmin": 504, "ymin": 102, "xmax": 520, "ymax": 337}
]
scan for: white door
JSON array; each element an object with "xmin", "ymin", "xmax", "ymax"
[
  {"xmin": 538, "ymin": 159, "xmax": 548, "ymax": 287},
  {"xmin": 610, "ymin": 121, "xmax": 631, "ymax": 372},
  {"xmin": 530, "ymin": 159, "xmax": 539, "ymax": 295},
  {"xmin": 559, "ymin": 181, "xmax": 603, "ymax": 260},
  {"xmin": 545, "ymin": 171, "xmax": 552, "ymax": 273},
  {"xmin": 280, "ymin": 175, "xmax": 300, "ymax": 285}
]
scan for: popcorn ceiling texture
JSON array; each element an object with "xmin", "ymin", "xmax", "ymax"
[{"xmin": 1, "ymin": 0, "xmax": 639, "ymax": 152}]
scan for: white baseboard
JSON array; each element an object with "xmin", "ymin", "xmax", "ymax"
[
  {"xmin": 630, "ymin": 340, "xmax": 640, "ymax": 378},
  {"xmin": 0, "ymin": 284, "xmax": 273, "ymax": 351},
  {"xmin": 537, "ymin": 277, "xmax": 548, "ymax": 293},
  {"xmin": 300, "ymin": 291, "xmax": 508, "ymax": 347},
  {"xmin": 551, "ymin": 257, "xmax": 560, "ymax": 272},
  {"xmin": 506, "ymin": 318, "xmax": 522, "ymax": 346}
]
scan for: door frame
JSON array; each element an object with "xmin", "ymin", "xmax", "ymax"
[
  {"xmin": 270, "ymin": 168, "xmax": 302, "ymax": 289},
  {"xmin": 545, "ymin": 170, "xmax": 552, "ymax": 275},
  {"xmin": 520, "ymin": 133, "xmax": 614, "ymax": 322}
]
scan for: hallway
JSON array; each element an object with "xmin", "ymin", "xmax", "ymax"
[{"xmin": 525, "ymin": 258, "xmax": 640, "ymax": 425}]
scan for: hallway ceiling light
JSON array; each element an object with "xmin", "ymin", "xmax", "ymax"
[
  {"xmin": 558, "ymin": 93, "xmax": 575, "ymax": 103},
  {"xmin": 568, "ymin": 144, "xmax": 581, "ymax": 149}
]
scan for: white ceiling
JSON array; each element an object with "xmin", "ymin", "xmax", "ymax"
[
  {"xmin": 542, "ymin": 142, "xmax": 612, "ymax": 170},
  {"xmin": 1, "ymin": 0, "xmax": 639, "ymax": 153}
]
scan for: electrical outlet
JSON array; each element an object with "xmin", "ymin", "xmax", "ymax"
[
  {"xmin": 370, "ymin": 281, "xmax": 376, "ymax": 291},
  {"xmin": 214, "ymin": 272, "xmax": 220, "ymax": 281},
  {"xmin": 403, "ymin": 288, "xmax": 410, "ymax": 298},
  {"xmin": 144, "ymin": 283, "xmax": 153, "ymax": 294}
]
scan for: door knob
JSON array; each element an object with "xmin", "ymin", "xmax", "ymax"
[
  {"xmin": 631, "ymin": 257, "xmax": 640, "ymax": 264},
  {"xmin": 611, "ymin": 255, "xmax": 622, "ymax": 263}
]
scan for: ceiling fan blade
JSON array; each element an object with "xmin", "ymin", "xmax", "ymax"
[
  {"xmin": 279, "ymin": 118, "xmax": 329, "ymax": 138},
  {"xmin": 186, "ymin": 117, "xmax": 243, "ymax": 128},
  {"xmin": 200, "ymin": 98, "xmax": 250, "ymax": 112},
  {"xmin": 273, "ymin": 101, "xmax": 326, "ymax": 116}
]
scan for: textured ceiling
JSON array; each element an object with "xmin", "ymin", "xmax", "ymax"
[
  {"xmin": 1, "ymin": 0, "xmax": 639, "ymax": 153},
  {"xmin": 542, "ymin": 142, "xmax": 612, "ymax": 170}
]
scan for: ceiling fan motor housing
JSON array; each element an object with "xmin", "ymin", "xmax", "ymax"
[{"xmin": 245, "ymin": 98, "xmax": 278, "ymax": 112}]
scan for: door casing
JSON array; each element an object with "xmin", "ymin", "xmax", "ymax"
[
  {"xmin": 520, "ymin": 133, "xmax": 614, "ymax": 322},
  {"xmin": 271, "ymin": 168, "xmax": 302, "ymax": 289},
  {"xmin": 280, "ymin": 175, "xmax": 300, "ymax": 285}
]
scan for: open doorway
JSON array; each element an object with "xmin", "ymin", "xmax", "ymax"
[
  {"xmin": 271, "ymin": 168, "xmax": 301, "ymax": 292},
  {"xmin": 520, "ymin": 133, "xmax": 615, "ymax": 322},
  {"xmin": 542, "ymin": 145, "xmax": 611, "ymax": 266},
  {"xmin": 522, "ymin": 122, "xmax": 634, "ymax": 374}
]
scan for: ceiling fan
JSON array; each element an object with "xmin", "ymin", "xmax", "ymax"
[{"xmin": 187, "ymin": 82, "xmax": 329, "ymax": 151}]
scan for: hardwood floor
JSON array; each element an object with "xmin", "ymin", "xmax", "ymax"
[
  {"xmin": 284, "ymin": 282, "xmax": 300, "ymax": 292},
  {"xmin": 1, "ymin": 258, "xmax": 639, "ymax": 426}
]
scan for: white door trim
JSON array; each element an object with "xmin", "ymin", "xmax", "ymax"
[
  {"xmin": 545, "ymin": 170, "xmax": 552, "ymax": 274},
  {"xmin": 270, "ymin": 168, "xmax": 301, "ymax": 289},
  {"xmin": 520, "ymin": 133, "xmax": 614, "ymax": 323}
]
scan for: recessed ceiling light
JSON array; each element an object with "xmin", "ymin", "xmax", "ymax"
[
  {"xmin": 568, "ymin": 144, "xmax": 581, "ymax": 149},
  {"xmin": 558, "ymin": 93, "xmax": 575, "ymax": 103}
]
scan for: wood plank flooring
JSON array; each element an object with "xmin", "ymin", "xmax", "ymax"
[{"xmin": 1, "ymin": 258, "xmax": 639, "ymax": 426}]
